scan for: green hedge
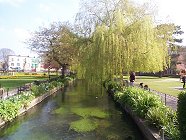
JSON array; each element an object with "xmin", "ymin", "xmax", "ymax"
[{"xmin": 177, "ymin": 91, "xmax": 186, "ymax": 140}]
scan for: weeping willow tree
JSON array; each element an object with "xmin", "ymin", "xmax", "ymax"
[{"xmin": 76, "ymin": 0, "xmax": 169, "ymax": 85}]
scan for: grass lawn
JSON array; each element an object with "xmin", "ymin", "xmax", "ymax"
[
  {"xmin": 134, "ymin": 76, "xmax": 183, "ymax": 97},
  {"xmin": 0, "ymin": 77, "xmax": 48, "ymax": 90}
]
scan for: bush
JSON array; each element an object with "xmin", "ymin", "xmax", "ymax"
[
  {"xmin": 0, "ymin": 76, "xmax": 66, "ymax": 122},
  {"xmin": 177, "ymin": 91, "xmax": 186, "ymax": 140},
  {"xmin": 50, "ymin": 81, "xmax": 58, "ymax": 87},
  {"xmin": 103, "ymin": 79, "xmax": 122, "ymax": 95},
  {"xmin": 0, "ymin": 100, "xmax": 19, "ymax": 121},
  {"xmin": 111, "ymin": 86, "xmax": 180, "ymax": 139},
  {"xmin": 118, "ymin": 87, "xmax": 162, "ymax": 118},
  {"xmin": 31, "ymin": 84, "xmax": 46, "ymax": 96},
  {"xmin": 146, "ymin": 106, "xmax": 179, "ymax": 139}
]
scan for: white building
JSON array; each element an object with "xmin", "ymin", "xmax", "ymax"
[{"xmin": 7, "ymin": 55, "xmax": 42, "ymax": 72}]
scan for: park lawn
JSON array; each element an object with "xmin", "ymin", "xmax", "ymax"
[
  {"xmin": 0, "ymin": 77, "xmax": 48, "ymax": 90},
  {"xmin": 135, "ymin": 76, "xmax": 182, "ymax": 97}
]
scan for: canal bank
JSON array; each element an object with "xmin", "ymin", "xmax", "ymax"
[
  {"xmin": 0, "ymin": 84, "xmax": 63, "ymax": 128},
  {"xmin": 0, "ymin": 80, "xmax": 145, "ymax": 140}
]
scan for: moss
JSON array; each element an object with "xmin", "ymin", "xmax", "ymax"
[
  {"xmin": 71, "ymin": 107, "xmax": 109, "ymax": 119},
  {"xmin": 53, "ymin": 107, "xmax": 68, "ymax": 115},
  {"xmin": 70, "ymin": 118, "xmax": 98, "ymax": 132}
]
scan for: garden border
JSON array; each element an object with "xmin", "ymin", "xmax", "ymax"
[
  {"xmin": 109, "ymin": 92, "xmax": 164, "ymax": 140},
  {"xmin": 0, "ymin": 85, "xmax": 64, "ymax": 128}
]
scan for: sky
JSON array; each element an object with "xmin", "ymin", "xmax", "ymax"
[{"xmin": 0, "ymin": 0, "xmax": 186, "ymax": 57}]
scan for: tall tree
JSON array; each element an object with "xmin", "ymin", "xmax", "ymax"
[
  {"xmin": 0, "ymin": 48, "xmax": 15, "ymax": 71},
  {"xmin": 76, "ymin": 0, "xmax": 169, "ymax": 84},
  {"xmin": 156, "ymin": 23, "xmax": 184, "ymax": 52},
  {"xmin": 156, "ymin": 23, "xmax": 184, "ymax": 74},
  {"xmin": 27, "ymin": 22, "xmax": 79, "ymax": 77}
]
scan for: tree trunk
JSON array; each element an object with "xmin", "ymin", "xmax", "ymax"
[
  {"xmin": 61, "ymin": 64, "xmax": 67, "ymax": 78},
  {"xmin": 159, "ymin": 71, "xmax": 163, "ymax": 78}
]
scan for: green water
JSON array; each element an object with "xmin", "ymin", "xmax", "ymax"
[{"xmin": 0, "ymin": 80, "xmax": 145, "ymax": 140}]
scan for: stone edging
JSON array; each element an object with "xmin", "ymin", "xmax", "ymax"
[
  {"xmin": 122, "ymin": 104, "xmax": 162, "ymax": 140},
  {"xmin": 109, "ymin": 92, "xmax": 163, "ymax": 140}
]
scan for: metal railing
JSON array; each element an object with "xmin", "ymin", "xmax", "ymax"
[
  {"xmin": 148, "ymin": 88, "xmax": 178, "ymax": 111},
  {"xmin": 132, "ymin": 82, "xmax": 178, "ymax": 111}
]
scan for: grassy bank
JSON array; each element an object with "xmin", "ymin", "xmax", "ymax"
[
  {"xmin": 134, "ymin": 76, "xmax": 182, "ymax": 97},
  {"xmin": 0, "ymin": 77, "xmax": 48, "ymax": 90}
]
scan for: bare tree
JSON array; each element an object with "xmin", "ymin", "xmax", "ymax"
[{"xmin": 0, "ymin": 48, "xmax": 15, "ymax": 71}]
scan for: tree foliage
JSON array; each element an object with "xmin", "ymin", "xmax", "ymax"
[
  {"xmin": 27, "ymin": 22, "xmax": 79, "ymax": 76},
  {"xmin": 76, "ymin": 0, "xmax": 169, "ymax": 84},
  {"xmin": 156, "ymin": 23, "xmax": 184, "ymax": 73},
  {"xmin": 27, "ymin": 0, "xmax": 184, "ymax": 85},
  {"xmin": 156, "ymin": 23, "xmax": 184, "ymax": 49}
]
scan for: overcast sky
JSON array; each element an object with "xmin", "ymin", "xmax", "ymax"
[{"xmin": 0, "ymin": 0, "xmax": 186, "ymax": 57}]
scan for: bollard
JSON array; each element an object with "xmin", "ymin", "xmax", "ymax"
[{"xmin": 161, "ymin": 127, "xmax": 165, "ymax": 140}]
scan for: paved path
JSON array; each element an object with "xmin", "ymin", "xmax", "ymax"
[
  {"xmin": 150, "ymin": 88, "xmax": 178, "ymax": 111},
  {"xmin": 2, "ymin": 88, "xmax": 18, "ymax": 99},
  {"xmin": 134, "ymin": 83, "xmax": 178, "ymax": 111}
]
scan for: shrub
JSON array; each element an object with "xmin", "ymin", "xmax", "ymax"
[
  {"xmin": 31, "ymin": 84, "xmax": 46, "ymax": 96},
  {"xmin": 0, "ymin": 76, "xmax": 66, "ymax": 122},
  {"xmin": 103, "ymin": 79, "xmax": 122, "ymax": 95},
  {"xmin": 177, "ymin": 91, "xmax": 186, "ymax": 140},
  {"xmin": 119, "ymin": 87, "xmax": 162, "ymax": 118},
  {"xmin": 109, "ymin": 86, "xmax": 180, "ymax": 139},
  {"xmin": 0, "ymin": 100, "xmax": 19, "ymax": 121},
  {"xmin": 50, "ymin": 81, "xmax": 58, "ymax": 87}
]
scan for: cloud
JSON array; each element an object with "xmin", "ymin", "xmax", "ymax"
[{"xmin": 0, "ymin": 0, "xmax": 26, "ymax": 7}]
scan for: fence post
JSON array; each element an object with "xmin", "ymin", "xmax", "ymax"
[
  {"xmin": 165, "ymin": 94, "xmax": 166, "ymax": 106},
  {"xmin": 7, "ymin": 88, "xmax": 9, "ymax": 97},
  {"xmin": 161, "ymin": 127, "xmax": 165, "ymax": 140}
]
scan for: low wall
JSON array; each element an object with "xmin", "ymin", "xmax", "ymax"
[
  {"xmin": 123, "ymin": 104, "xmax": 162, "ymax": 140},
  {"xmin": 109, "ymin": 93, "xmax": 164, "ymax": 140}
]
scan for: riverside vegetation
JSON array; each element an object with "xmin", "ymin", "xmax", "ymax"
[
  {"xmin": 0, "ymin": 76, "xmax": 74, "ymax": 123},
  {"xmin": 103, "ymin": 79, "xmax": 181, "ymax": 140}
]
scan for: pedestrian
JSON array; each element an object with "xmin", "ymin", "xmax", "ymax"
[
  {"xmin": 144, "ymin": 85, "xmax": 149, "ymax": 90},
  {"xmin": 139, "ymin": 83, "xmax": 143, "ymax": 88},
  {"xmin": 182, "ymin": 75, "xmax": 186, "ymax": 88},
  {"xmin": 129, "ymin": 72, "xmax": 135, "ymax": 86}
]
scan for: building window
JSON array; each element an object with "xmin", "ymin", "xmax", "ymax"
[
  {"xmin": 17, "ymin": 58, "xmax": 19, "ymax": 61},
  {"xmin": 11, "ymin": 58, "xmax": 14, "ymax": 61},
  {"xmin": 17, "ymin": 63, "xmax": 20, "ymax": 66},
  {"xmin": 11, "ymin": 63, "xmax": 14, "ymax": 66}
]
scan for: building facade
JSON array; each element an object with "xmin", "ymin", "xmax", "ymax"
[{"xmin": 7, "ymin": 55, "xmax": 42, "ymax": 72}]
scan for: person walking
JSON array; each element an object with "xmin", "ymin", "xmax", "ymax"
[
  {"xmin": 129, "ymin": 72, "xmax": 135, "ymax": 86},
  {"xmin": 182, "ymin": 75, "xmax": 186, "ymax": 88}
]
